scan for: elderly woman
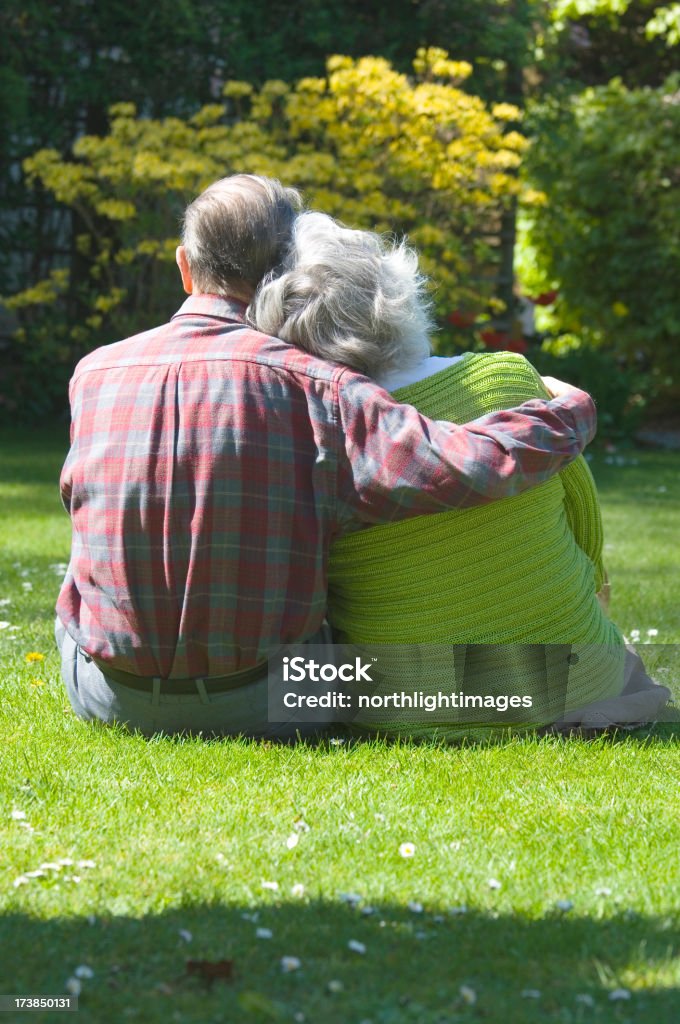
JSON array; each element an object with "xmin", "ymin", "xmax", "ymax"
[{"xmin": 249, "ymin": 212, "xmax": 669, "ymax": 737}]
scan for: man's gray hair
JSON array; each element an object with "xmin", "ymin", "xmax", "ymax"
[
  {"xmin": 182, "ymin": 174, "xmax": 303, "ymax": 296},
  {"xmin": 248, "ymin": 212, "xmax": 433, "ymax": 377}
]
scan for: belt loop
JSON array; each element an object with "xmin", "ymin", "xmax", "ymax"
[
  {"xmin": 195, "ymin": 678, "xmax": 210, "ymax": 705},
  {"xmin": 152, "ymin": 678, "xmax": 161, "ymax": 706}
]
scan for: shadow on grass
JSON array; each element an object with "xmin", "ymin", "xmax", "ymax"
[
  {"xmin": 0, "ymin": 426, "xmax": 69, "ymax": 480},
  {"xmin": 0, "ymin": 427, "xmax": 69, "ymax": 523},
  {"xmin": 1, "ymin": 904, "xmax": 677, "ymax": 1023},
  {"xmin": 63, "ymin": 709, "xmax": 680, "ymax": 753}
]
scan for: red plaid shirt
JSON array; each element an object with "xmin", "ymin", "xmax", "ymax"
[{"xmin": 57, "ymin": 294, "xmax": 596, "ymax": 678}]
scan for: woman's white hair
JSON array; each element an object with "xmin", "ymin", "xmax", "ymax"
[{"xmin": 248, "ymin": 211, "xmax": 433, "ymax": 377}]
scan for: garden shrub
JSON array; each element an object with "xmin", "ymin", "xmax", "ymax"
[
  {"xmin": 529, "ymin": 340, "xmax": 652, "ymax": 440},
  {"xmin": 1, "ymin": 50, "xmax": 525, "ymax": 421},
  {"xmin": 517, "ymin": 73, "xmax": 680, "ymax": 412}
]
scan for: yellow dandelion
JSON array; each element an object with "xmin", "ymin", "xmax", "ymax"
[{"xmin": 25, "ymin": 652, "xmax": 45, "ymax": 663}]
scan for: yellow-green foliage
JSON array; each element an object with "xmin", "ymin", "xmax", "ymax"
[{"xmin": 11, "ymin": 49, "xmax": 526, "ymax": 347}]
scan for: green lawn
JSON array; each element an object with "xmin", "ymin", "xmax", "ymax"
[{"xmin": 1, "ymin": 427, "xmax": 678, "ymax": 1024}]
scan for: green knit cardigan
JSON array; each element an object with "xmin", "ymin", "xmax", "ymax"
[{"xmin": 328, "ymin": 353, "xmax": 624, "ymax": 737}]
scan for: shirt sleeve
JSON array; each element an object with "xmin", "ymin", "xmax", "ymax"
[{"xmin": 335, "ymin": 371, "xmax": 597, "ymax": 527}]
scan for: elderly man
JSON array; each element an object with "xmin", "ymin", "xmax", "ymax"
[{"xmin": 55, "ymin": 173, "xmax": 596, "ymax": 739}]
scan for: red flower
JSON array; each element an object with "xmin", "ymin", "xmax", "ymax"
[
  {"xmin": 447, "ymin": 309, "xmax": 476, "ymax": 328},
  {"xmin": 480, "ymin": 330, "xmax": 509, "ymax": 351},
  {"xmin": 528, "ymin": 290, "xmax": 558, "ymax": 307},
  {"xmin": 506, "ymin": 338, "xmax": 529, "ymax": 353}
]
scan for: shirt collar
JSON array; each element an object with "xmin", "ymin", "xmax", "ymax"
[{"xmin": 171, "ymin": 293, "xmax": 249, "ymax": 323}]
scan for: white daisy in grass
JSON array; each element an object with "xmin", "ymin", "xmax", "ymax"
[
  {"xmin": 575, "ymin": 994, "xmax": 595, "ymax": 1007},
  {"xmin": 291, "ymin": 883, "xmax": 305, "ymax": 898},
  {"xmin": 24, "ymin": 870, "xmax": 46, "ymax": 879},
  {"xmin": 487, "ymin": 878, "xmax": 501, "ymax": 890},
  {"xmin": 0, "ymin": 598, "xmax": 11, "ymax": 607},
  {"xmin": 178, "ymin": 929, "xmax": 192, "ymax": 943},
  {"xmin": 11, "ymin": 809, "xmax": 27, "ymax": 820},
  {"xmin": 0, "ymin": 622, "xmax": 11, "ymax": 630},
  {"xmin": 293, "ymin": 819, "xmax": 310, "ymax": 833},
  {"xmin": 77, "ymin": 859, "xmax": 96, "ymax": 869},
  {"xmin": 256, "ymin": 927, "xmax": 273, "ymax": 939},
  {"xmin": 595, "ymin": 886, "xmax": 612, "ymax": 897},
  {"xmin": 339, "ymin": 892, "xmax": 362, "ymax": 906},
  {"xmin": 647, "ymin": 628, "xmax": 659, "ymax": 637},
  {"xmin": 40, "ymin": 862, "xmax": 61, "ymax": 872},
  {"xmin": 326, "ymin": 980, "xmax": 344, "ymax": 994},
  {"xmin": 74, "ymin": 965, "xmax": 94, "ymax": 979},
  {"xmin": 280, "ymin": 956, "xmax": 301, "ymax": 973},
  {"xmin": 459, "ymin": 985, "xmax": 477, "ymax": 1005},
  {"xmin": 609, "ymin": 989, "xmax": 631, "ymax": 1001},
  {"xmin": 64, "ymin": 978, "xmax": 81, "ymax": 997},
  {"xmin": 398, "ymin": 842, "xmax": 415, "ymax": 858},
  {"xmin": 555, "ymin": 899, "xmax": 574, "ymax": 912},
  {"xmin": 347, "ymin": 939, "xmax": 366, "ymax": 954},
  {"xmin": 261, "ymin": 880, "xmax": 279, "ymax": 891},
  {"xmin": 286, "ymin": 833, "xmax": 299, "ymax": 850},
  {"xmin": 13, "ymin": 875, "xmax": 29, "ymax": 887},
  {"xmin": 407, "ymin": 901, "xmax": 423, "ymax": 914}
]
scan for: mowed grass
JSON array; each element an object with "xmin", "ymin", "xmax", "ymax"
[{"xmin": 0, "ymin": 426, "xmax": 678, "ymax": 1024}]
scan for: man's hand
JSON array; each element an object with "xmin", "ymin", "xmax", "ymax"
[{"xmin": 541, "ymin": 375, "xmax": 582, "ymax": 400}]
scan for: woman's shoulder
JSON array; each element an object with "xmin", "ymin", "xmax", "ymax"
[
  {"xmin": 466, "ymin": 349, "xmax": 539, "ymax": 373},
  {"xmin": 391, "ymin": 350, "xmax": 547, "ymax": 421}
]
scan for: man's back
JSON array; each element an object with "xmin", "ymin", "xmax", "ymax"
[{"xmin": 58, "ymin": 295, "xmax": 347, "ymax": 678}]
